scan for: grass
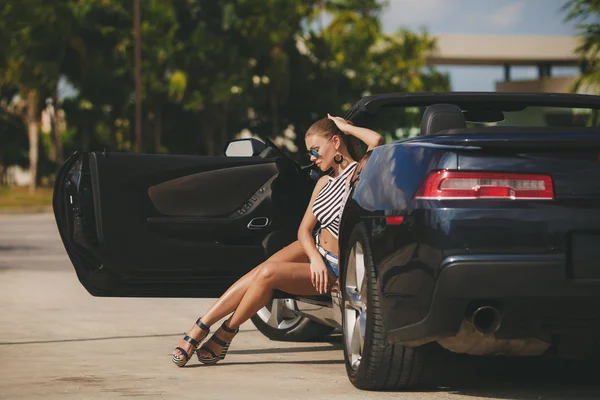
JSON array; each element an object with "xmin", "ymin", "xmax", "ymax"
[{"xmin": 0, "ymin": 186, "xmax": 54, "ymax": 209}]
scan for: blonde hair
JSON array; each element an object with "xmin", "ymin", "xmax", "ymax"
[{"xmin": 305, "ymin": 118, "xmax": 363, "ymax": 161}]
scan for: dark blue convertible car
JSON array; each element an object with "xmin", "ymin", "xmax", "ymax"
[{"xmin": 54, "ymin": 92, "xmax": 600, "ymax": 390}]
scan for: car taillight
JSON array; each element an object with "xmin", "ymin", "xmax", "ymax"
[
  {"xmin": 385, "ymin": 216, "xmax": 404, "ymax": 225},
  {"xmin": 413, "ymin": 171, "xmax": 554, "ymax": 200}
]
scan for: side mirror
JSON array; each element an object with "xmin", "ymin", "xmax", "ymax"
[{"xmin": 224, "ymin": 138, "xmax": 266, "ymax": 157}]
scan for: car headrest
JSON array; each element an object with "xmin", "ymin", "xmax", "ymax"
[{"xmin": 420, "ymin": 104, "xmax": 466, "ymax": 135}]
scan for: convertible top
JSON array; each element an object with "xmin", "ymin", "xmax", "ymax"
[{"xmin": 346, "ymin": 92, "xmax": 600, "ymax": 120}]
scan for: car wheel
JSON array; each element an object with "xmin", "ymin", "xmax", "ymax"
[
  {"xmin": 251, "ymin": 298, "xmax": 335, "ymax": 341},
  {"xmin": 342, "ymin": 223, "xmax": 437, "ymax": 390}
]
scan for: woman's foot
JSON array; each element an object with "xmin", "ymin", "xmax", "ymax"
[
  {"xmin": 196, "ymin": 320, "xmax": 238, "ymax": 365},
  {"xmin": 172, "ymin": 318, "xmax": 210, "ymax": 367}
]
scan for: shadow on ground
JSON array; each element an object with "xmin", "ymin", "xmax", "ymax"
[
  {"xmin": 189, "ymin": 359, "xmax": 344, "ymax": 367},
  {"xmin": 0, "ymin": 244, "xmax": 37, "ymax": 252},
  {"xmin": 419, "ymin": 351, "xmax": 600, "ymax": 400},
  {"xmin": 223, "ymin": 333, "xmax": 600, "ymax": 399}
]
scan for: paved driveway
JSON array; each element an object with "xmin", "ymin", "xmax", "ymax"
[{"xmin": 0, "ymin": 213, "xmax": 598, "ymax": 400}]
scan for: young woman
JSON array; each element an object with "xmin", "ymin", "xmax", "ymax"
[{"xmin": 172, "ymin": 114, "xmax": 383, "ymax": 367}]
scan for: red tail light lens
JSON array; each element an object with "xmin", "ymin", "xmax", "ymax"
[
  {"xmin": 414, "ymin": 171, "xmax": 554, "ymax": 200},
  {"xmin": 385, "ymin": 216, "xmax": 405, "ymax": 225}
]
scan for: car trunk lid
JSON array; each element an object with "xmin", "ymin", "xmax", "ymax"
[{"xmin": 417, "ymin": 130, "xmax": 600, "ymax": 199}]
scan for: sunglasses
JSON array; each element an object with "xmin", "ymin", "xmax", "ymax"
[{"xmin": 306, "ymin": 136, "xmax": 333, "ymax": 159}]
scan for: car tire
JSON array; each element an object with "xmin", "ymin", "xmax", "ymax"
[
  {"xmin": 251, "ymin": 298, "xmax": 335, "ymax": 342},
  {"xmin": 342, "ymin": 223, "xmax": 439, "ymax": 390}
]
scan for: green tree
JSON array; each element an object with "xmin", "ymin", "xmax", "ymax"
[
  {"xmin": 0, "ymin": 85, "xmax": 28, "ymax": 184},
  {"xmin": 0, "ymin": 1, "xmax": 71, "ymax": 192},
  {"xmin": 1, "ymin": 0, "xmax": 450, "ymax": 178},
  {"xmin": 287, "ymin": 1, "xmax": 449, "ymax": 145},
  {"xmin": 163, "ymin": 0, "xmax": 316, "ymax": 155},
  {"xmin": 61, "ymin": 0, "xmax": 133, "ymax": 152},
  {"xmin": 137, "ymin": 0, "xmax": 183, "ymax": 153},
  {"xmin": 564, "ymin": 0, "xmax": 600, "ymax": 93}
]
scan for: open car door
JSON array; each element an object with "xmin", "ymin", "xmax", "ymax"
[{"xmin": 53, "ymin": 143, "xmax": 313, "ymax": 298}]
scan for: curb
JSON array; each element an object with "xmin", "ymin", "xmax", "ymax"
[{"xmin": 0, "ymin": 207, "xmax": 53, "ymax": 215}]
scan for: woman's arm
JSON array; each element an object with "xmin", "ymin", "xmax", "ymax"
[
  {"xmin": 328, "ymin": 114, "xmax": 384, "ymax": 151},
  {"xmin": 297, "ymin": 175, "xmax": 329, "ymax": 262},
  {"xmin": 298, "ymin": 176, "xmax": 331, "ymax": 293}
]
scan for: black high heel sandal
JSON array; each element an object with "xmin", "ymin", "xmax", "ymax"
[
  {"xmin": 172, "ymin": 318, "xmax": 210, "ymax": 367},
  {"xmin": 196, "ymin": 320, "xmax": 239, "ymax": 365}
]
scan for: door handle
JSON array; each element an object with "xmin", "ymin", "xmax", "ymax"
[{"xmin": 247, "ymin": 217, "xmax": 270, "ymax": 229}]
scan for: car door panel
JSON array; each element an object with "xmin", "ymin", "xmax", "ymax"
[
  {"xmin": 147, "ymin": 163, "xmax": 278, "ymax": 217},
  {"xmin": 54, "ymin": 151, "xmax": 311, "ymax": 298}
]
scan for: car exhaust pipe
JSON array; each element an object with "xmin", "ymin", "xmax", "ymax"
[{"xmin": 469, "ymin": 306, "xmax": 502, "ymax": 334}]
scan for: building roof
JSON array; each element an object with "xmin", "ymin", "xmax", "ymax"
[{"xmin": 426, "ymin": 35, "xmax": 581, "ymax": 66}]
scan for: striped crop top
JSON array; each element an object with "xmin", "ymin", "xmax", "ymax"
[{"xmin": 312, "ymin": 161, "xmax": 358, "ymax": 240}]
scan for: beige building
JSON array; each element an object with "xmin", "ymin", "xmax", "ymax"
[{"xmin": 426, "ymin": 34, "xmax": 595, "ymax": 95}]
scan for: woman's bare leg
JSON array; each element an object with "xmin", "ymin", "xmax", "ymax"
[
  {"xmin": 200, "ymin": 240, "xmax": 309, "ymax": 326},
  {"xmin": 227, "ymin": 261, "xmax": 334, "ymax": 328},
  {"xmin": 172, "ymin": 241, "xmax": 308, "ymax": 359},
  {"xmin": 198, "ymin": 261, "xmax": 335, "ymax": 358}
]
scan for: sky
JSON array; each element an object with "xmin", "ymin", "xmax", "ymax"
[{"xmin": 379, "ymin": 0, "xmax": 580, "ymax": 91}]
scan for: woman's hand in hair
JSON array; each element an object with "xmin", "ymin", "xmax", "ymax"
[
  {"xmin": 327, "ymin": 114, "xmax": 353, "ymax": 134},
  {"xmin": 328, "ymin": 114, "xmax": 384, "ymax": 152}
]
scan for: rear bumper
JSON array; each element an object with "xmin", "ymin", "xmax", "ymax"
[{"xmin": 386, "ymin": 254, "xmax": 600, "ymax": 344}]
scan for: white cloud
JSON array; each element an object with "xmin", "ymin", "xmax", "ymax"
[
  {"xmin": 381, "ymin": 0, "xmax": 447, "ymax": 32},
  {"xmin": 482, "ymin": 2, "xmax": 526, "ymax": 28}
]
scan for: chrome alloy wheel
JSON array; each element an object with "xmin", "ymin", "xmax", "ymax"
[
  {"xmin": 344, "ymin": 242, "xmax": 367, "ymax": 371},
  {"xmin": 256, "ymin": 298, "xmax": 303, "ymax": 330}
]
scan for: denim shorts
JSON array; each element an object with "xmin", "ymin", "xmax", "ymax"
[
  {"xmin": 318, "ymin": 246, "xmax": 339, "ymax": 279},
  {"xmin": 314, "ymin": 233, "xmax": 339, "ymax": 279}
]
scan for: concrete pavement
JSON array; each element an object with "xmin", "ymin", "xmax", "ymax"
[{"xmin": 0, "ymin": 213, "xmax": 599, "ymax": 400}]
